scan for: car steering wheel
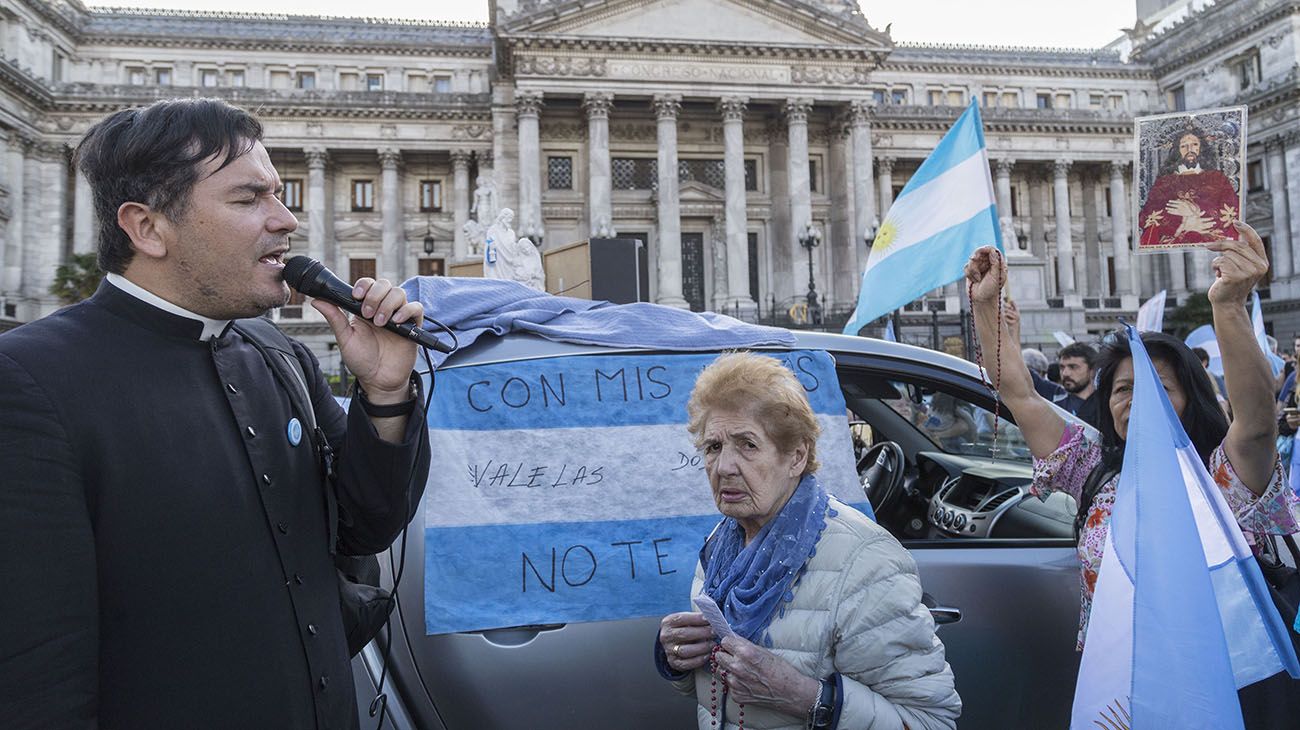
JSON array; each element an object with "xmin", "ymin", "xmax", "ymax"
[{"xmin": 858, "ymin": 441, "xmax": 905, "ymax": 514}]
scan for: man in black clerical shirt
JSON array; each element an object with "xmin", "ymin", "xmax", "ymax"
[{"xmin": 0, "ymin": 99, "xmax": 431, "ymax": 729}]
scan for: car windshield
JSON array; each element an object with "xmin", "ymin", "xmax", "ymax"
[{"xmin": 879, "ymin": 381, "xmax": 1094, "ymax": 463}]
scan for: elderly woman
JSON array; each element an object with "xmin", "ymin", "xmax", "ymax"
[{"xmin": 655, "ymin": 353, "xmax": 960, "ymax": 730}]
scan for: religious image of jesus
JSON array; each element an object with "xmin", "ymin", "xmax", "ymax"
[{"xmin": 1138, "ymin": 128, "xmax": 1240, "ymax": 247}]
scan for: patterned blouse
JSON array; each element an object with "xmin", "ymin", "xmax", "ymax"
[{"xmin": 1032, "ymin": 424, "xmax": 1300, "ymax": 649}]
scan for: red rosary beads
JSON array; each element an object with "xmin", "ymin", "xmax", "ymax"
[
  {"xmin": 709, "ymin": 644, "xmax": 745, "ymax": 730},
  {"xmin": 967, "ymin": 248, "xmax": 1005, "ymax": 454}
]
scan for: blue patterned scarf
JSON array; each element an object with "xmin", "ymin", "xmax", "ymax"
[{"xmin": 700, "ymin": 474, "xmax": 831, "ymax": 647}]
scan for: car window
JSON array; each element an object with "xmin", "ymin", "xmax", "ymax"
[
  {"xmin": 880, "ymin": 381, "xmax": 1033, "ymax": 462},
  {"xmin": 875, "ymin": 379, "xmax": 1099, "ymax": 463}
]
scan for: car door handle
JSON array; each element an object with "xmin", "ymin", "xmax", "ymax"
[
  {"xmin": 921, "ymin": 592, "xmax": 962, "ymax": 625},
  {"xmin": 928, "ymin": 606, "xmax": 962, "ymax": 625}
]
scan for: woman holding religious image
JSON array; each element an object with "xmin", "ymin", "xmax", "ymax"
[
  {"xmin": 964, "ymin": 223, "xmax": 1300, "ymax": 723},
  {"xmin": 653, "ymin": 353, "xmax": 960, "ymax": 730}
]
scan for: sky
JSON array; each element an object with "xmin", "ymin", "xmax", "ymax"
[{"xmin": 91, "ymin": 0, "xmax": 1140, "ymax": 49}]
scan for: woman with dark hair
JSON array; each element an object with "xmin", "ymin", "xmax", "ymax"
[{"xmin": 963, "ymin": 222, "xmax": 1300, "ymax": 652}]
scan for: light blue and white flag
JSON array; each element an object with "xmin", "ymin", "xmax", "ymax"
[
  {"xmin": 1185, "ymin": 324, "xmax": 1224, "ymax": 377},
  {"xmin": 419, "ymin": 350, "xmax": 873, "ymax": 635},
  {"xmin": 882, "ymin": 315, "xmax": 897, "ymax": 342},
  {"xmin": 843, "ymin": 100, "xmax": 1001, "ymax": 334},
  {"xmin": 1070, "ymin": 326, "xmax": 1299, "ymax": 729},
  {"xmin": 1136, "ymin": 290, "xmax": 1167, "ymax": 333},
  {"xmin": 1251, "ymin": 290, "xmax": 1286, "ymax": 376}
]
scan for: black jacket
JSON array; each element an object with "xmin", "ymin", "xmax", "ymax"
[{"xmin": 0, "ymin": 282, "xmax": 430, "ymax": 729}]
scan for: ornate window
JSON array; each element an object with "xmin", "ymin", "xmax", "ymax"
[
  {"xmin": 296, "ymin": 71, "xmax": 316, "ymax": 90},
  {"xmin": 891, "ymin": 88, "xmax": 908, "ymax": 105},
  {"xmin": 612, "ymin": 158, "xmax": 657, "ymax": 190},
  {"xmin": 366, "ymin": 73, "xmax": 384, "ymax": 91},
  {"xmin": 227, "ymin": 69, "xmax": 245, "ymax": 87},
  {"xmin": 126, "ymin": 66, "xmax": 146, "ymax": 85},
  {"xmin": 200, "ymin": 68, "xmax": 219, "ymax": 87},
  {"xmin": 351, "ymin": 180, "xmax": 374, "ymax": 212},
  {"xmin": 280, "ymin": 179, "xmax": 303, "ymax": 211},
  {"xmin": 153, "ymin": 67, "xmax": 172, "ymax": 85},
  {"xmin": 420, "ymin": 180, "xmax": 443, "ymax": 211},
  {"xmin": 1036, "ymin": 93, "xmax": 1052, "ymax": 110},
  {"xmin": 1168, "ymin": 85, "xmax": 1186, "ymax": 112},
  {"xmin": 1231, "ymin": 50, "xmax": 1262, "ymax": 91},
  {"xmin": 547, "ymin": 157, "xmax": 573, "ymax": 190},
  {"xmin": 433, "ymin": 75, "xmax": 452, "ymax": 93},
  {"xmin": 677, "ymin": 159, "xmax": 757, "ymax": 191},
  {"xmin": 1248, "ymin": 160, "xmax": 1265, "ymax": 192}
]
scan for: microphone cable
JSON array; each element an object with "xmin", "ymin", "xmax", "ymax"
[{"xmin": 368, "ymin": 313, "xmax": 457, "ymax": 730}]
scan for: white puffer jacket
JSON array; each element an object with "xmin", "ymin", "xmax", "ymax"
[{"xmin": 672, "ymin": 498, "xmax": 961, "ymax": 729}]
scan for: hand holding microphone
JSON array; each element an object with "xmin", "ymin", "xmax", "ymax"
[{"xmin": 282, "ymin": 256, "xmax": 451, "ymax": 353}]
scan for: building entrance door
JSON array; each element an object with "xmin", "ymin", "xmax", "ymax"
[{"xmin": 682, "ymin": 232, "xmax": 705, "ymax": 312}]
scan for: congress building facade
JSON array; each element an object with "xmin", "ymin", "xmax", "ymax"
[{"xmin": 2, "ymin": 0, "xmax": 1299, "ymax": 365}]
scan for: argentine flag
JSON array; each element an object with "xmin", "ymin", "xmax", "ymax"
[
  {"xmin": 419, "ymin": 350, "xmax": 873, "ymax": 635},
  {"xmin": 1070, "ymin": 326, "xmax": 1299, "ymax": 729},
  {"xmin": 843, "ymin": 100, "xmax": 1001, "ymax": 335}
]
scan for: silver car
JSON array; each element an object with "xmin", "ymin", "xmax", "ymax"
[{"xmin": 351, "ymin": 331, "xmax": 1086, "ymax": 729}]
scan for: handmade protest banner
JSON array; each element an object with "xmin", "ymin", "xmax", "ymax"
[{"xmin": 421, "ymin": 350, "xmax": 868, "ymax": 635}]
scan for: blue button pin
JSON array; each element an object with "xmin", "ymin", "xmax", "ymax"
[{"xmin": 286, "ymin": 417, "xmax": 303, "ymax": 446}]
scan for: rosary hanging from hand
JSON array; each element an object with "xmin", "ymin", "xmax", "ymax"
[
  {"xmin": 966, "ymin": 248, "xmax": 1006, "ymax": 454},
  {"xmin": 709, "ymin": 644, "xmax": 745, "ymax": 730}
]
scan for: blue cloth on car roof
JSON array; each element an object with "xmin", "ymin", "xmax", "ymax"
[{"xmin": 401, "ymin": 276, "xmax": 796, "ymax": 367}]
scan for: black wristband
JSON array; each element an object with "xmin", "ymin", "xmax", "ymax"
[{"xmin": 357, "ymin": 375, "xmax": 420, "ymax": 418}]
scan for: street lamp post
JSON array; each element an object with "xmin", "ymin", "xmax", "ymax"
[{"xmin": 798, "ymin": 221, "xmax": 823, "ymax": 326}]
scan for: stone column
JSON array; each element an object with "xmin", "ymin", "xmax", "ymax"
[
  {"xmin": 1052, "ymin": 159, "xmax": 1076, "ymax": 293},
  {"xmin": 877, "ymin": 157, "xmax": 895, "ymax": 218},
  {"xmin": 785, "ymin": 98, "xmax": 814, "ymax": 307},
  {"xmin": 1081, "ymin": 172, "xmax": 1100, "ymax": 295},
  {"xmin": 849, "ymin": 101, "xmax": 875, "ymax": 253},
  {"xmin": 72, "ymin": 167, "xmax": 94, "ymax": 254},
  {"xmin": 20, "ymin": 143, "xmax": 43, "ymax": 302},
  {"xmin": 515, "ymin": 91, "xmax": 544, "ymax": 241},
  {"xmin": 829, "ymin": 122, "xmax": 854, "ymax": 305},
  {"xmin": 995, "ymin": 158, "xmax": 1015, "ymax": 252},
  {"xmin": 450, "ymin": 149, "xmax": 472, "ymax": 262},
  {"xmin": 23, "ymin": 143, "xmax": 66, "ymax": 312},
  {"xmin": 584, "ymin": 92, "xmax": 615, "ymax": 238},
  {"xmin": 718, "ymin": 96, "xmax": 753, "ymax": 310},
  {"xmin": 304, "ymin": 146, "xmax": 329, "ymax": 266},
  {"xmin": 378, "ymin": 147, "xmax": 403, "ymax": 282},
  {"xmin": 1109, "ymin": 161, "xmax": 1135, "ymax": 297},
  {"xmin": 1028, "ymin": 169, "xmax": 1047, "ymax": 260},
  {"xmin": 1187, "ymin": 248, "xmax": 1215, "ymax": 292},
  {"xmin": 3, "ymin": 133, "xmax": 28, "ymax": 296},
  {"xmin": 1267, "ymin": 140, "xmax": 1293, "ymax": 279},
  {"xmin": 653, "ymin": 94, "xmax": 688, "ymax": 308},
  {"xmin": 1169, "ymin": 249, "xmax": 1188, "ymax": 292}
]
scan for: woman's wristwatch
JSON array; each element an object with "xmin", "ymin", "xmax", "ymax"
[{"xmin": 808, "ymin": 676, "xmax": 836, "ymax": 729}]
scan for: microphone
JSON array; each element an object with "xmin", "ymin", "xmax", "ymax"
[{"xmin": 282, "ymin": 255, "xmax": 452, "ymax": 353}]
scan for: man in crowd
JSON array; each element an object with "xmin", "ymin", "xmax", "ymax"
[
  {"xmin": 0, "ymin": 99, "xmax": 432, "ymax": 728},
  {"xmin": 1057, "ymin": 342, "xmax": 1100, "ymax": 427},
  {"xmin": 1023, "ymin": 347, "xmax": 1070, "ymax": 406}
]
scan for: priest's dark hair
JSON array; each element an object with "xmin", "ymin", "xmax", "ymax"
[{"xmin": 74, "ymin": 98, "xmax": 264, "ymax": 274}]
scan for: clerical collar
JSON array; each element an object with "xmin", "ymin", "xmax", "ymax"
[
  {"xmin": 1176, "ymin": 164, "xmax": 1204, "ymax": 174},
  {"xmin": 105, "ymin": 273, "xmax": 231, "ymax": 341}
]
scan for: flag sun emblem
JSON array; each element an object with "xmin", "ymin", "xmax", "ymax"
[{"xmin": 871, "ymin": 220, "xmax": 898, "ymax": 255}]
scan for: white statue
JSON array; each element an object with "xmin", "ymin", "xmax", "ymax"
[
  {"xmin": 483, "ymin": 208, "xmax": 545, "ymax": 291},
  {"xmin": 462, "ymin": 220, "xmax": 486, "ymax": 257},
  {"xmin": 512, "ymin": 237, "xmax": 546, "ymax": 291},
  {"xmin": 470, "ymin": 175, "xmax": 499, "ymax": 225}
]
